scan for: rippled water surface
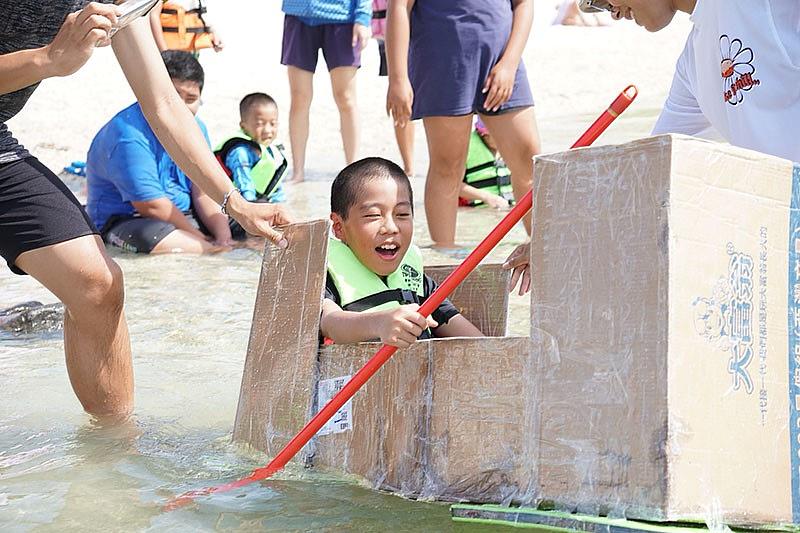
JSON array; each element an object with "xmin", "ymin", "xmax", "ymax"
[{"xmin": 0, "ymin": 105, "xmax": 658, "ymax": 531}]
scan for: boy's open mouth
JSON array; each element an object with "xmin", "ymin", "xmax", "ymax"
[{"xmin": 375, "ymin": 243, "xmax": 399, "ymax": 260}]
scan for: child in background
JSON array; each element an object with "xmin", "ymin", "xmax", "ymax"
[
  {"xmin": 215, "ymin": 93, "xmax": 288, "ymax": 237},
  {"xmin": 321, "ymin": 157, "xmax": 483, "ymax": 348},
  {"xmin": 459, "ymin": 117, "xmax": 513, "ymax": 209}
]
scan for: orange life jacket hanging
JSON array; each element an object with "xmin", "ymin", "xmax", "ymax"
[{"xmin": 160, "ymin": 0, "xmax": 214, "ymax": 52}]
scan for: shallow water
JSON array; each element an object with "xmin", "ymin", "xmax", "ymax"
[{"xmin": 0, "ymin": 106, "xmax": 660, "ymax": 531}]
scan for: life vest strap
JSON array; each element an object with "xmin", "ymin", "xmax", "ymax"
[
  {"xmin": 467, "ymin": 171, "xmax": 511, "ymax": 190},
  {"xmin": 342, "ymin": 288, "xmax": 418, "ymax": 312},
  {"xmin": 161, "ymin": 6, "xmax": 206, "ymax": 16},
  {"xmin": 464, "ymin": 160, "xmax": 496, "ymax": 178},
  {"xmin": 162, "ymin": 26, "xmax": 208, "ymax": 33},
  {"xmin": 261, "ymin": 147, "xmax": 288, "ymax": 200},
  {"xmin": 372, "ymin": 9, "xmax": 387, "ymax": 19}
]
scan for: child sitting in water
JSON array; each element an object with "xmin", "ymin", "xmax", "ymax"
[
  {"xmin": 320, "ymin": 157, "xmax": 483, "ymax": 348},
  {"xmin": 215, "ymin": 92, "xmax": 287, "ymax": 213},
  {"xmin": 459, "ymin": 117, "xmax": 514, "ymax": 209}
]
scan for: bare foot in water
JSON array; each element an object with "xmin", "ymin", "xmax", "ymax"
[{"xmin": 287, "ymin": 171, "xmax": 305, "ymax": 184}]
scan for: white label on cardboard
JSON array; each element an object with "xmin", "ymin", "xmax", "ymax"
[{"xmin": 317, "ymin": 375, "xmax": 353, "ymax": 436}]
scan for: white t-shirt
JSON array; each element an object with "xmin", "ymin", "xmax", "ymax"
[{"xmin": 652, "ymin": 0, "xmax": 800, "ymax": 162}]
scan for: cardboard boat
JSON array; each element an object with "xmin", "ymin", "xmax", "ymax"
[
  {"xmin": 232, "ymin": 218, "xmax": 535, "ymax": 504},
  {"xmin": 235, "ymin": 135, "xmax": 800, "ymax": 527}
]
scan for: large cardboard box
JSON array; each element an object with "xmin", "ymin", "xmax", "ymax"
[{"xmin": 530, "ymin": 134, "xmax": 800, "ymax": 525}]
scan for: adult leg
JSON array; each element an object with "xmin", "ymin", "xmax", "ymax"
[
  {"xmin": 394, "ymin": 121, "xmax": 416, "ymax": 177},
  {"xmin": 421, "ymin": 115, "xmax": 473, "ymax": 247},
  {"xmin": 15, "ymin": 236, "xmax": 133, "ymax": 421},
  {"xmin": 329, "ymin": 66, "xmax": 359, "ymax": 165},
  {"xmin": 287, "ymin": 66, "xmax": 314, "ymax": 183},
  {"xmin": 480, "ymin": 107, "xmax": 542, "ymax": 234}
]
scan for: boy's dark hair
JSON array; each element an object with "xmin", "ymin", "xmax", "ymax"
[
  {"xmin": 331, "ymin": 157, "xmax": 413, "ymax": 219},
  {"xmin": 239, "ymin": 92, "xmax": 277, "ymax": 119},
  {"xmin": 161, "ymin": 50, "xmax": 204, "ymax": 92}
]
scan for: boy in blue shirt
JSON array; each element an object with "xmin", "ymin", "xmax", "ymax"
[{"xmin": 87, "ymin": 51, "xmax": 231, "ymax": 254}]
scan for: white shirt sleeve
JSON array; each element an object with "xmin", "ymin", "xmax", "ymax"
[{"xmin": 652, "ymin": 40, "xmax": 722, "ymax": 141}]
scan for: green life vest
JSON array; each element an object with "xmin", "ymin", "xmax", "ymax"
[
  {"xmin": 327, "ymin": 237, "xmax": 426, "ymax": 313},
  {"xmin": 214, "ymin": 131, "xmax": 287, "ymax": 201},
  {"xmin": 463, "ymin": 129, "xmax": 514, "ymax": 205}
]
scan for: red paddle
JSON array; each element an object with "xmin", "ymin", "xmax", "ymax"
[{"xmin": 165, "ymin": 85, "xmax": 638, "ymax": 511}]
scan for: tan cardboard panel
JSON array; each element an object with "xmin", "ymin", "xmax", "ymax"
[
  {"xmin": 531, "ymin": 135, "xmax": 671, "ymax": 519},
  {"xmin": 233, "ymin": 220, "xmax": 330, "ymax": 457},
  {"xmin": 426, "ymin": 264, "xmax": 510, "ymax": 337},
  {"xmin": 313, "ymin": 341, "xmax": 429, "ymax": 496},
  {"xmin": 425, "ymin": 337, "xmax": 535, "ymax": 503},
  {"xmin": 314, "ymin": 337, "xmax": 532, "ymax": 503}
]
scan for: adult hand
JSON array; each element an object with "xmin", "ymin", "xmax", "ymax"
[
  {"xmin": 45, "ymin": 2, "xmax": 119, "ymax": 77},
  {"xmin": 373, "ymin": 304, "xmax": 438, "ymax": 349},
  {"xmin": 225, "ymin": 193, "xmax": 294, "ymax": 248},
  {"xmin": 482, "ymin": 59, "xmax": 517, "ymax": 112},
  {"xmin": 352, "ymin": 23, "xmax": 371, "ymax": 51},
  {"xmin": 211, "ymin": 32, "xmax": 224, "ymax": 52},
  {"xmin": 503, "ymin": 241, "xmax": 531, "ymax": 295},
  {"xmin": 386, "ymin": 77, "xmax": 414, "ymax": 128}
]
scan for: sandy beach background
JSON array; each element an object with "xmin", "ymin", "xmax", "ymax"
[
  {"xmin": 7, "ymin": 0, "xmax": 692, "ymax": 179},
  {"xmin": 1, "ymin": 0, "xmax": 692, "ymax": 306}
]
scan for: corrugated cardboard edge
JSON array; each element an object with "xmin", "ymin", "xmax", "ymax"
[{"xmin": 233, "ymin": 219, "xmax": 330, "ymax": 458}]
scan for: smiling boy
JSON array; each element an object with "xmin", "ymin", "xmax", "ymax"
[
  {"xmin": 321, "ymin": 157, "xmax": 483, "ymax": 348},
  {"xmin": 216, "ymin": 93, "xmax": 288, "ymax": 207}
]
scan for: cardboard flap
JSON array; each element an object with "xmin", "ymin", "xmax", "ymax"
[
  {"xmin": 233, "ymin": 219, "xmax": 330, "ymax": 455},
  {"xmin": 426, "ymin": 263, "xmax": 510, "ymax": 337}
]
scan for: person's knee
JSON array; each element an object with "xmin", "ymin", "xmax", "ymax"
[
  {"xmin": 74, "ymin": 259, "xmax": 125, "ymax": 318},
  {"xmin": 290, "ymin": 84, "xmax": 313, "ymax": 107},
  {"xmin": 428, "ymin": 154, "xmax": 466, "ymax": 180},
  {"xmin": 332, "ymin": 86, "xmax": 356, "ymax": 112}
]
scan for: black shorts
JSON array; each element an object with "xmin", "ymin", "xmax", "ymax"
[
  {"xmin": 102, "ymin": 212, "xmax": 207, "ymax": 254},
  {"xmin": 378, "ymin": 40, "xmax": 388, "ymax": 77},
  {"xmin": 0, "ymin": 157, "xmax": 98, "ymax": 275}
]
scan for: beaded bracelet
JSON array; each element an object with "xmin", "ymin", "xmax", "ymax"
[{"xmin": 221, "ymin": 188, "xmax": 239, "ymax": 215}]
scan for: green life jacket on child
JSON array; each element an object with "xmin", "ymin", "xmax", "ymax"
[
  {"xmin": 463, "ymin": 129, "xmax": 514, "ymax": 205},
  {"xmin": 326, "ymin": 238, "xmax": 433, "ymax": 340},
  {"xmin": 214, "ymin": 131, "xmax": 287, "ymax": 201}
]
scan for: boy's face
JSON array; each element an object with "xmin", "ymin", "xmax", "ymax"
[
  {"xmin": 172, "ymin": 79, "xmax": 202, "ymax": 115},
  {"xmin": 608, "ymin": 0, "xmax": 679, "ymax": 32},
  {"xmin": 332, "ymin": 177, "xmax": 414, "ymax": 277},
  {"xmin": 240, "ymin": 103, "xmax": 279, "ymax": 145}
]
